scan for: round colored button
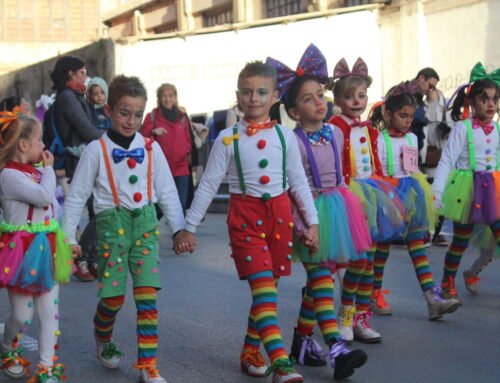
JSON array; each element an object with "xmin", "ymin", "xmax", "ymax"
[
  {"xmin": 363, "ymin": 165, "xmax": 371, "ymax": 172},
  {"xmin": 259, "ymin": 159, "xmax": 269, "ymax": 168},
  {"xmin": 129, "ymin": 175, "xmax": 139, "ymax": 184},
  {"xmin": 362, "ymin": 157, "xmax": 369, "ymax": 164},
  {"xmin": 486, "ymin": 165, "xmax": 492, "ymax": 170},
  {"xmin": 260, "ymin": 175, "xmax": 270, "ymax": 184},
  {"xmin": 245, "ymin": 236, "xmax": 251, "ymax": 242},
  {"xmin": 261, "ymin": 193, "xmax": 271, "ymax": 201},
  {"xmin": 361, "ymin": 148, "xmax": 368, "ymax": 155},
  {"xmin": 127, "ymin": 158, "xmax": 137, "ymax": 168},
  {"xmin": 257, "ymin": 139, "xmax": 267, "ymax": 150},
  {"xmin": 360, "ymin": 137, "xmax": 367, "ymax": 143},
  {"xmin": 133, "ymin": 192, "xmax": 143, "ymax": 202},
  {"xmin": 245, "ymin": 256, "xmax": 252, "ymax": 262},
  {"xmin": 279, "ymin": 265, "xmax": 285, "ymax": 271},
  {"xmin": 486, "ymin": 149, "xmax": 492, "ymax": 155},
  {"xmin": 241, "ymin": 223, "xmax": 248, "ymax": 229},
  {"xmin": 260, "ymin": 233, "xmax": 266, "ymax": 239},
  {"xmin": 256, "ymin": 220, "xmax": 263, "ymax": 226}
]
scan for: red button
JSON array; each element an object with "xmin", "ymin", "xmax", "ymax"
[
  {"xmin": 127, "ymin": 158, "xmax": 137, "ymax": 168},
  {"xmin": 43, "ymin": 206, "xmax": 49, "ymax": 211},
  {"xmin": 133, "ymin": 192, "xmax": 142, "ymax": 202},
  {"xmin": 260, "ymin": 175, "xmax": 270, "ymax": 184},
  {"xmin": 257, "ymin": 139, "xmax": 267, "ymax": 150},
  {"xmin": 360, "ymin": 137, "xmax": 367, "ymax": 143}
]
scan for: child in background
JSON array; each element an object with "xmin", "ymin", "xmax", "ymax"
[
  {"xmin": 62, "ymin": 75, "xmax": 191, "ymax": 383},
  {"xmin": 176, "ymin": 61, "xmax": 319, "ymax": 383},
  {"xmin": 328, "ymin": 58, "xmax": 405, "ymax": 343},
  {"xmin": 87, "ymin": 77, "xmax": 112, "ymax": 132},
  {"xmin": 0, "ymin": 108, "xmax": 74, "ymax": 382},
  {"xmin": 370, "ymin": 81, "xmax": 461, "ymax": 320},
  {"xmin": 433, "ymin": 62, "xmax": 500, "ymax": 301},
  {"xmin": 267, "ymin": 44, "xmax": 369, "ymax": 380}
]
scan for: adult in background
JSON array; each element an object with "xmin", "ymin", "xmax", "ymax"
[
  {"xmin": 141, "ymin": 83, "xmax": 192, "ymax": 213},
  {"xmin": 411, "ymin": 67, "xmax": 451, "ymax": 246},
  {"xmin": 47, "ymin": 56, "xmax": 102, "ymax": 281}
]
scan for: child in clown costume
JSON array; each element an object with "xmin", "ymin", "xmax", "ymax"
[
  {"xmin": 266, "ymin": 44, "xmax": 369, "ymax": 380},
  {"xmin": 369, "ymin": 80, "xmax": 461, "ymax": 320},
  {"xmin": 0, "ymin": 109, "xmax": 73, "ymax": 382},
  {"xmin": 176, "ymin": 61, "xmax": 319, "ymax": 383},
  {"xmin": 433, "ymin": 62, "xmax": 500, "ymax": 302},
  {"xmin": 62, "ymin": 75, "xmax": 190, "ymax": 383},
  {"xmin": 328, "ymin": 58, "xmax": 406, "ymax": 343}
]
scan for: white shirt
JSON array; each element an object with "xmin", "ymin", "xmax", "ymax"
[
  {"xmin": 185, "ymin": 120, "xmax": 318, "ymax": 233},
  {"xmin": 377, "ymin": 132, "xmax": 419, "ymax": 179},
  {"xmin": 433, "ymin": 119, "xmax": 500, "ymax": 198},
  {"xmin": 62, "ymin": 133, "xmax": 185, "ymax": 244},
  {"xmin": 0, "ymin": 166, "xmax": 57, "ymax": 226}
]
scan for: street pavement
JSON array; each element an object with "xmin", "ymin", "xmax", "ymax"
[{"xmin": 0, "ymin": 213, "xmax": 499, "ymax": 383}]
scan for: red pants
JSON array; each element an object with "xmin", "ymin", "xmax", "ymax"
[{"xmin": 227, "ymin": 193, "xmax": 294, "ymax": 279}]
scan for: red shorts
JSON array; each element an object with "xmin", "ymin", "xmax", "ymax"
[{"xmin": 227, "ymin": 193, "xmax": 294, "ymax": 279}]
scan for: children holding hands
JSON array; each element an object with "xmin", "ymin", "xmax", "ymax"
[
  {"xmin": 177, "ymin": 61, "xmax": 319, "ymax": 383},
  {"xmin": 62, "ymin": 75, "xmax": 194, "ymax": 383}
]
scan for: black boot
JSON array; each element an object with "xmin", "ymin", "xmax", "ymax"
[
  {"xmin": 289, "ymin": 328, "xmax": 326, "ymax": 367},
  {"xmin": 329, "ymin": 340, "xmax": 367, "ymax": 380}
]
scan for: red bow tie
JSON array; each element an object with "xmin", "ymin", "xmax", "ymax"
[
  {"xmin": 350, "ymin": 120, "xmax": 370, "ymax": 128},
  {"xmin": 472, "ymin": 118, "xmax": 494, "ymax": 135},
  {"xmin": 387, "ymin": 127, "xmax": 408, "ymax": 138},
  {"xmin": 246, "ymin": 120, "xmax": 277, "ymax": 136}
]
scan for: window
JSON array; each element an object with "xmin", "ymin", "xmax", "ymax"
[
  {"xmin": 266, "ymin": 0, "xmax": 302, "ymax": 18},
  {"xmin": 203, "ymin": 7, "xmax": 233, "ymax": 27}
]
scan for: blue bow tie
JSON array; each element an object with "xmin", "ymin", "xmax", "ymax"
[
  {"xmin": 306, "ymin": 126, "xmax": 332, "ymax": 143},
  {"xmin": 112, "ymin": 147, "xmax": 145, "ymax": 164}
]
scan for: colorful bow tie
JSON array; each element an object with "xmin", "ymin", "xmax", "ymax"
[
  {"xmin": 112, "ymin": 147, "xmax": 145, "ymax": 164},
  {"xmin": 306, "ymin": 126, "xmax": 333, "ymax": 143},
  {"xmin": 246, "ymin": 120, "xmax": 276, "ymax": 136},
  {"xmin": 472, "ymin": 118, "xmax": 494, "ymax": 135},
  {"xmin": 350, "ymin": 120, "xmax": 371, "ymax": 128}
]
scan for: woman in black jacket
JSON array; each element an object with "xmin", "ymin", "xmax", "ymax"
[{"xmin": 48, "ymin": 56, "xmax": 101, "ymax": 282}]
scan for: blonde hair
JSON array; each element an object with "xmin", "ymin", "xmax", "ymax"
[
  {"xmin": 0, "ymin": 116, "xmax": 40, "ymax": 169},
  {"xmin": 156, "ymin": 83, "xmax": 179, "ymax": 108},
  {"xmin": 328, "ymin": 75, "xmax": 372, "ymax": 100}
]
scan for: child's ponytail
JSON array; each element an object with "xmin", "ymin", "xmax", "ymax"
[{"xmin": 368, "ymin": 100, "xmax": 386, "ymax": 130}]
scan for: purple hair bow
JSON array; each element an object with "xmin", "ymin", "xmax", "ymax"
[
  {"xmin": 333, "ymin": 57, "xmax": 369, "ymax": 80},
  {"xmin": 391, "ymin": 80, "xmax": 420, "ymax": 96},
  {"xmin": 266, "ymin": 43, "xmax": 328, "ymax": 99}
]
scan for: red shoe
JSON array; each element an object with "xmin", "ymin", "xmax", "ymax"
[
  {"xmin": 73, "ymin": 261, "xmax": 95, "ymax": 282},
  {"xmin": 441, "ymin": 275, "xmax": 461, "ymax": 302}
]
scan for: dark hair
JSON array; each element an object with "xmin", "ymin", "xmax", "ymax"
[
  {"xmin": 0, "ymin": 96, "xmax": 22, "ymax": 111},
  {"xmin": 370, "ymin": 86, "xmax": 418, "ymax": 130},
  {"xmin": 450, "ymin": 79, "xmax": 499, "ymax": 122},
  {"xmin": 237, "ymin": 61, "xmax": 277, "ymax": 90},
  {"xmin": 416, "ymin": 67, "xmax": 440, "ymax": 81},
  {"xmin": 108, "ymin": 74, "xmax": 147, "ymax": 108},
  {"xmin": 282, "ymin": 75, "xmax": 319, "ymax": 116},
  {"xmin": 50, "ymin": 56, "xmax": 85, "ymax": 91}
]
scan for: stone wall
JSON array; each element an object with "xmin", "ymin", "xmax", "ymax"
[{"xmin": 0, "ymin": 39, "xmax": 115, "ymax": 106}]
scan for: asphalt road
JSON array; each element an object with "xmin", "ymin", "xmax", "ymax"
[{"xmin": 1, "ymin": 213, "xmax": 499, "ymax": 383}]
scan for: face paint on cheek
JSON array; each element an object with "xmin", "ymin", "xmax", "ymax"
[{"xmin": 257, "ymin": 88, "xmax": 271, "ymax": 104}]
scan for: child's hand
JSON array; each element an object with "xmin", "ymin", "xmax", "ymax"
[
  {"xmin": 71, "ymin": 244, "xmax": 81, "ymax": 258},
  {"xmin": 302, "ymin": 224, "xmax": 319, "ymax": 256},
  {"xmin": 173, "ymin": 230, "xmax": 197, "ymax": 254},
  {"xmin": 42, "ymin": 150, "xmax": 54, "ymax": 167},
  {"xmin": 152, "ymin": 128, "xmax": 167, "ymax": 136}
]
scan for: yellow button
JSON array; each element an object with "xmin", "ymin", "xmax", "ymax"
[{"xmin": 361, "ymin": 148, "xmax": 368, "ymax": 155}]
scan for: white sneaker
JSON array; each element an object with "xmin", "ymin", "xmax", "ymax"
[
  {"xmin": 463, "ymin": 270, "xmax": 480, "ymax": 295},
  {"xmin": 139, "ymin": 365, "xmax": 167, "ymax": 383},
  {"xmin": 424, "ymin": 286, "xmax": 461, "ymax": 320},
  {"xmin": 240, "ymin": 349, "xmax": 268, "ymax": 377},
  {"xmin": 269, "ymin": 359, "xmax": 303, "ymax": 383},
  {"xmin": 339, "ymin": 306, "xmax": 356, "ymax": 342},
  {"xmin": 1, "ymin": 348, "xmax": 29, "ymax": 379},
  {"xmin": 353, "ymin": 311, "xmax": 381, "ymax": 343},
  {"xmin": 95, "ymin": 336, "xmax": 122, "ymax": 369}
]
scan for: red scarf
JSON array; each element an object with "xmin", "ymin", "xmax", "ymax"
[
  {"xmin": 387, "ymin": 127, "xmax": 408, "ymax": 138},
  {"xmin": 4, "ymin": 161, "xmax": 41, "ymax": 182},
  {"xmin": 65, "ymin": 80, "xmax": 86, "ymax": 95}
]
